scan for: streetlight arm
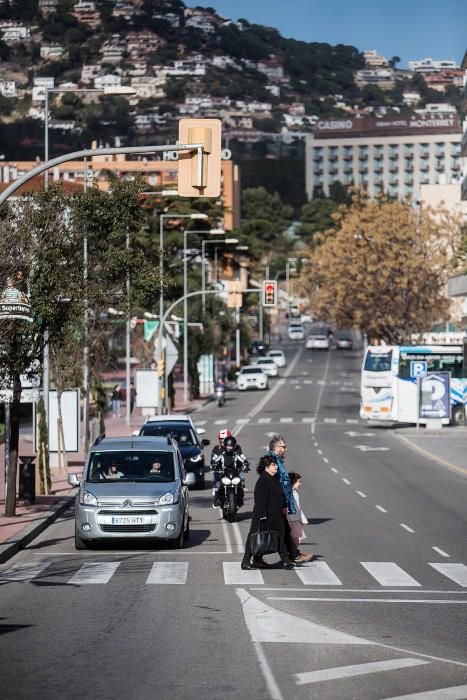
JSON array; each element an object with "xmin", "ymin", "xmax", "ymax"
[{"xmin": 0, "ymin": 143, "xmax": 203, "ymax": 209}]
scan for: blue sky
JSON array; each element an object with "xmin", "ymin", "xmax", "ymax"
[{"xmin": 188, "ymin": 0, "xmax": 466, "ymax": 68}]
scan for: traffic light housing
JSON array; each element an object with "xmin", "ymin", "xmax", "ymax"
[
  {"xmin": 178, "ymin": 118, "xmax": 222, "ymax": 197},
  {"xmin": 157, "ymin": 352, "xmax": 165, "ymax": 379},
  {"xmin": 262, "ymin": 280, "xmax": 277, "ymax": 307}
]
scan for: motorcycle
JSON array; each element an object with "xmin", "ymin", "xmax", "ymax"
[
  {"xmin": 219, "ymin": 463, "xmax": 244, "ymax": 522},
  {"xmin": 215, "ymin": 384, "xmax": 226, "ymax": 407}
]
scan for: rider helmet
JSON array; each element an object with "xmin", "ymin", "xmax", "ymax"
[
  {"xmin": 217, "ymin": 429, "xmax": 232, "ymax": 445},
  {"xmin": 223, "ymin": 435, "xmax": 237, "ymax": 453}
]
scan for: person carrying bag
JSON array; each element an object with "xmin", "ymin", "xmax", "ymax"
[{"xmin": 241, "ymin": 456, "xmax": 299, "ymax": 570}]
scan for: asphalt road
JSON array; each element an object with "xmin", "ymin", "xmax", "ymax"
[{"xmin": 1, "ymin": 339, "xmax": 466, "ymax": 700}]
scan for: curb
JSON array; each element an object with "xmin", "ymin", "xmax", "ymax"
[
  {"xmin": 0, "ymin": 489, "xmax": 78, "ymax": 564},
  {"xmin": 394, "ymin": 433, "xmax": 467, "ymax": 479}
]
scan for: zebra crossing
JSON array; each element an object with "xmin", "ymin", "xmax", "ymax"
[
  {"xmin": 1, "ymin": 559, "xmax": 466, "ymax": 588},
  {"xmin": 195, "ymin": 417, "xmax": 364, "ymax": 427}
]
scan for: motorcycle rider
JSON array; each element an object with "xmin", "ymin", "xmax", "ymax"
[{"xmin": 210, "ymin": 431, "xmax": 250, "ymax": 507}]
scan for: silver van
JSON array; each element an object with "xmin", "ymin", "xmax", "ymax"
[{"xmin": 68, "ymin": 436, "xmax": 195, "ymax": 550}]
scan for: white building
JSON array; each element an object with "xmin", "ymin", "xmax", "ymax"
[
  {"xmin": 0, "ymin": 79, "xmax": 16, "ymax": 97},
  {"xmin": 0, "ymin": 23, "xmax": 31, "ymax": 43},
  {"xmin": 355, "ymin": 69, "xmax": 395, "ymax": 88},
  {"xmin": 306, "ymin": 115, "xmax": 462, "ymax": 201},
  {"xmin": 414, "ymin": 103, "xmax": 458, "ymax": 117},
  {"xmin": 40, "ymin": 44, "xmax": 66, "ymax": 60},
  {"xmin": 32, "ymin": 76, "xmax": 55, "ymax": 102},
  {"xmin": 81, "ymin": 64, "xmax": 101, "ymax": 83},
  {"xmin": 363, "ymin": 50, "xmax": 388, "ymax": 67},
  {"xmin": 408, "ymin": 58, "xmax": 459, "ymax": 73},
  {"xmin": 94, "ymin": 74, "xmax": 122, "ymax": 90}
]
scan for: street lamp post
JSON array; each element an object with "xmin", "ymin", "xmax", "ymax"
[
  {"xmin": 201, "ymin": 233, "xmax": 230, "ymax": 315},
  {"xmin": 43, "ymin": 85, "xmax": 136, "ymax": 440}
]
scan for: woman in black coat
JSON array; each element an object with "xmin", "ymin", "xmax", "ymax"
[{"xmin": 241, "ymin": 456, "xmax": 297, "ymax": 570}]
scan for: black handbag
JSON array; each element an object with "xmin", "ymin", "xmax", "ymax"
[{"xmin": 250, "ymin": 519, "xmax": 279, "ymax": 557}]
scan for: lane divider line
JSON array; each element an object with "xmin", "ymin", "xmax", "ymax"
[
  {"xmin": 400, "ymin": 523, "xmax": 415, "ymax": 533},
  {"xmin": 376, "ymin": 505, "xmax": 387, "ymax": 513},
  {"xmin": 432, "ymin": 547, "xmax": 450, "ymax": 558}
]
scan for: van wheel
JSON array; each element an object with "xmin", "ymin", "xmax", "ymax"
[
  {"xmin": 185, "ymin": 516, "xmax": 190, "ymax": 540},
  {"xmin": 173, "ymin": 520, "xmax": 185, "ymax": 549},
  {"xmin": 75, "ymin": 530, "xmax": 89, "ymax": 550},
  {"xmin": 451, "ymin": 405, "xmax": 466, "ymax": 426}
]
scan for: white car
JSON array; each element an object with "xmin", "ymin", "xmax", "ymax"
[
  {"xmin": 254, "ymin": 357, "xmax": 279, "ymax": 377},
  {"xmin": 267, "ymin": 349, "xmax": 286, "ymax": 368},
  {"xmin": 288, "ymin": 323, "xmax": 305, "ymax": 341},
  {"xmin": 237, "ymin": 366, "xmax": 269, "ymax": 391},
  {"xmin": 140, "ymin": 413, "xmax": 206, "ymax": 436},
  {"xmin": 306, "ymin": 333, "xmax": 330, "ymax": 350}
]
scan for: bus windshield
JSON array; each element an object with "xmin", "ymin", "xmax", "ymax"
[{"xmin": 364, "ymin": 351, "xmax": 392, "ymax": 372}]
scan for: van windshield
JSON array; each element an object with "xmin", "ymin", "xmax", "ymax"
[{"xmin": 87, "ymin": 451, "xmax": 175, "ymax": 483}]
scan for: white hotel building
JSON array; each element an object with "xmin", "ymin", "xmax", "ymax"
[{"xmin": 305, "ymin": 116, "xmax": 462, "ymax": 201}]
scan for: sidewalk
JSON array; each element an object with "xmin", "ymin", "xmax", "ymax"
[
  {"xmin": 394, "ymin": 425, "xmax": 467, "ymax": 478},
  {"xmin": 0, "ymin": 380, "xmax": 210, "ymax": 562}
]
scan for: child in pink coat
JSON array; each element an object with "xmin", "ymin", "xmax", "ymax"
[{"xmin": 287, "ymin": 472, "xmax": 309, "ymax": 547}]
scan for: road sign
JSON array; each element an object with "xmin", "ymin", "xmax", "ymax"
[
  {"xmin": 410, "ymin": 360, "xmax": 427, "ymax": 378},
  {"xmin": 164, "ymin": 335, "xmax": 179, "ymax": 376},
  {"xmin": 419, "ymin": 372, "xmax": 451, "ymax": 419}
]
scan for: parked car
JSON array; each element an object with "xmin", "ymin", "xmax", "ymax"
[
  {"xmin": 138, "ymin": 415, "xmax": 210, "ymax": 488},
  {"xmin": 306, "ymin": 333, "xmax": 331, "ymax": 350},
  {"xmin": 288, "ymin": 323, "xmax": 305, "ymax": 340},
  {"xmin": 267, "ymin": 349, "xmax": 286, "ymax": 368},
  {"xmin": 237, "ymin": 366, "xmax": 269, "ymax": 391},
  {"xmin": 334, "ymin": 330, "xmax": 354, "ymax": 350},
  {"xmin": 69, "ymin": 436, "xmax": 194, "ymax": 550},
  {"xmin": 253, "ymin": 357, "xmax": 279, "ymax": 377}
]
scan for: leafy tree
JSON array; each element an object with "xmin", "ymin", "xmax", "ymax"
[
  {"xmin": 297, "ymin": 198, "xmax": 338, "ymax": 245},
  {"xmin": 300, "ymin": 193, "xmax": 463, "ymax": 343}
]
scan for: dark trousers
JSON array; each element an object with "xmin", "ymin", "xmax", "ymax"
[
  {"xmin": 283, "ymin": 515, "xmax": 300, "ymax": 560},
  {"xmin": 243, "ymin": 517, "xmax": 290, "ymax": 565}
]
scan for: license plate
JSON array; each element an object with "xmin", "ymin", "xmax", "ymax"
[{"xmin": 98, "ymin": 515, "xmax": 153, "ymax": 525}]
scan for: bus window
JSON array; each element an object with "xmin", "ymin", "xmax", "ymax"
[
  {"xmin": 364, "ymin": 351, "xmax": 392, "ymax": 372},
  {"xmin": 401, "ymin": 353, "xmax": 463, "ymax": 379}
]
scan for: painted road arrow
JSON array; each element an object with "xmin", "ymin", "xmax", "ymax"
[{"xmin": 344, "ymin": 431, "xmax": 376, "ymax": 437}]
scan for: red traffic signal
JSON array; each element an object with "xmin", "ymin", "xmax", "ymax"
[{"xmin": 262, "ymin": 280, "xmax": 277, "ymax": 307}]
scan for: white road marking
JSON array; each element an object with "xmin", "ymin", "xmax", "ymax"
[
  {"xmin": 361, "ymin": 562, "xmax": 420, "ymax": 587},
  {"xmin": 295, "ymin": 561, "xmax": 343, "ymax": 586},
  {"xmin": 280, "ymin": 417, "xmax": 293, "ymax": 423},
  {"xmin": 324, "ymin": 418, "xmax": 337, "ymax": 423},
  {"xmin": 317, "ymin": 449, "xmax": 323, "ymax": 455},
  {"xmin": 331, "ymin": 467, "xmax": 339, "ymax": 473},
  {"xmin": 323, "ymin": 457, "xmax": 329, "ymax": 463},
  {"xmin": 400, "ymin": 523, "xmax": 415, "ymax": 533},
  {"xmin": 214, "ymin": 419, "xmax": 228, "ymax": 425},
  {"xmin": 269, "ymin": 598, "xmax": 467, "ymax": 605},
  {"xmin": 236, "ymin": 587, "xmax": 369, "ymax": 644},
  {"xmin": 302, "ymin": 371, "xmax": 309, "ymax": 376},
  {"xmin": 357, "ymin": 490, "xmax": 367, "ymax": 498},
  {"xmin": 294, "ymin": 657, "xmax": 429, "ymax": 685},
  {"xmin": 294, "ymin": 386, "xmax": 301, "ymax": 390},
  {"xmin": 384, "ymin": 684, "xmax": 467, "ymax": 699},
  {"xmin": 301, "ymin": 417, "xmax": 315, "ymax": 423},
  {"xmin": 146, "ymin": 562, "xmax": 188, "ymax": 584},
  {"xmin": 235, "ymin": 418, "xmax": 249, "ymax": 424},
  {"xmin": 290, "ymin": 379, "xmax": 298, "ymax": 384},
  {"xmin": 223, "ymin": 563, "xmax": 263, "ymax": 585},
  {"xmin": 69, "ymin": 561, "xmax": 120, "ymax": 585},
  {"xmin": 429, "ymin": 563, "xmax": 467, "ymax": 587},
  {"xmin": 222, "ymin": 521, "xmax": 233, "ymax": 554},
  {"xmin": 376, "ymin": 505, "xmax": 388, "ymax": 513},
  {"xmin": 258, "ymin": 417, "xmax": 271, "ymax": 424},
  {"xmin": 194, "ymin": 420, "xmax": 207, "ymax": 426},
  {"xmin": 354, "ymin": 444, "xmax": 390, "ymax": 451},
  {"xmin": 303, "ymin": 379, "xmax": 313, "ymax": 384},
  {"xmin": 232, "ymin": 522, "xmax": 244, "ymax": 553},
  {"xmin": 342, "ymin": 478, "xmax": 351, "ymax": 485},
  {"xmin": 346, "ymin": 419, "xmax": 359, "ymax": 424},
  {"xmin": 0, "ymin": 561, "xmax": 51, "ymax": 582},
  {"xmin": 345, "ymin": 431, "xmax": 375, "ymax": 437},
  {"xmin": 432, "ymin": 547, "xmax": 450, "ymax": 558}
]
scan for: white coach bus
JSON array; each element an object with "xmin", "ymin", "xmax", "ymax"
[{"xmin": 360, "ymin": 344, "xmax": 467, "ymax": 426}]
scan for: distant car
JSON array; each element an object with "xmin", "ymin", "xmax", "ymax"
[
  {"xmin": 237, "ymin": 366, "xmax": 269, "ymax": 391},
  {"xmin": 138, "ymin": 415, "xmax": 210, "ymax": 488},
  {"xmin": 334, "ymin": 330, "xmax": 354, "ymax": 350},
  {"xmin": 301, "ymin": 314, "xmax": 313, "ymax": 324},
  {"xmin": 290, "ymin": 305, "xmax": 300, "ymax": 318},
  {"xmin": 288, "ymin": 323, "xmax": 305, "ymax": 340},
  {"xmin": 267, "ymin": 349, "xmax": 286, "ymax": 368},
  {"xmin": 306, "ymin": 333, "xmax": 331, "ymax": 350},
  {"xmin": 248, "ymin": 340, "xmax": 266, "ymax": 356},
  {"xmin": 69, "ymin": 436, "xmax": 194, "ymax": 550},
  {"xmin": 254, "ymin": 357, "xmax": 279, "ymax": 377}
]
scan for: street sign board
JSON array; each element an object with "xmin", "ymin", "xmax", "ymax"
[
  {"xmin": 419, "ymin": 372, "xmax": 451, "ymax": 420},
  {"xmin": 135, "ymin": 369, "xmax": 159, "ymax": 408},
  {"xmin": 410, "ymin": 360, "xmax": 427, "ymax": 378}
]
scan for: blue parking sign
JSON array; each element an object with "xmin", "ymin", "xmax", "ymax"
[
  {"xmin": 419, "ymin": 372, "xmax": 451, "ymax": 419},
  {"xmin": 411, "ymin": 360, "xmax": 427, "ymax": 378}
]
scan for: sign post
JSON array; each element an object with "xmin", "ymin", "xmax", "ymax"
[
  {"xmin": 419, "ymin": 372, "xmax": 451, "ymax": 429},
  {"xmin": 410, "ymin": 360, "xmax": 427, "ymax": 430}
]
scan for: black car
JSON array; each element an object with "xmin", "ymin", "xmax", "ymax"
[
  {"xmin": 248, "ymin": 340, "xmax": 266, "ymax": 356},
  {"xmin": 139, "ymin": 418, "xmax": 210, "ymax": 488}
]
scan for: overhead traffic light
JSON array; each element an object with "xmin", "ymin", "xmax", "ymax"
[
  {"xmin": 178, "ymin": 118, "xmax": 222, "ymax": 197},
  {"xmin": 262, "ymin": 280, "xmax": 277, "ymax": 307}
]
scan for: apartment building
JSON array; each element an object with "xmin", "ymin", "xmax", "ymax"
[
  {"xmin": 408, "ymin": 58, "xmax": 459, "ymax": 72},
  {"xmin": 306, "ymin": 115, "xmax": 462, "ymax": 201}
]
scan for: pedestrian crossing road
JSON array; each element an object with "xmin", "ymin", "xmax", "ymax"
[
  {"xmin": 2, "ymin": 558, "xmax": 466, "ymax": 588},
  {"xmin": 195, "ymin": 417, "xmax": 363, "ymax": 426}
]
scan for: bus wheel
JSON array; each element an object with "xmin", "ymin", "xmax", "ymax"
[{"xmin": 451, "ymin": 405, "xmax": 466, "ymax": 426}]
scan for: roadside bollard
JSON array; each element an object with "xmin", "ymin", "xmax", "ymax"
[{"xmin": 19, "ymin": 456, "xmax": 36, "ymax": 504}]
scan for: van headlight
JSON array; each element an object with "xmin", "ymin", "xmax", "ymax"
[
  {"xmin": 80, "ymin": 490, "xmax": 98, "ymax": 507},
  {"xmin": 158, "ymin": 491, "xmax": 178, "ymax": 505},
  {"xmin": 190, "ymin": 453, "xmax": 202, "ymax": 463}
]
